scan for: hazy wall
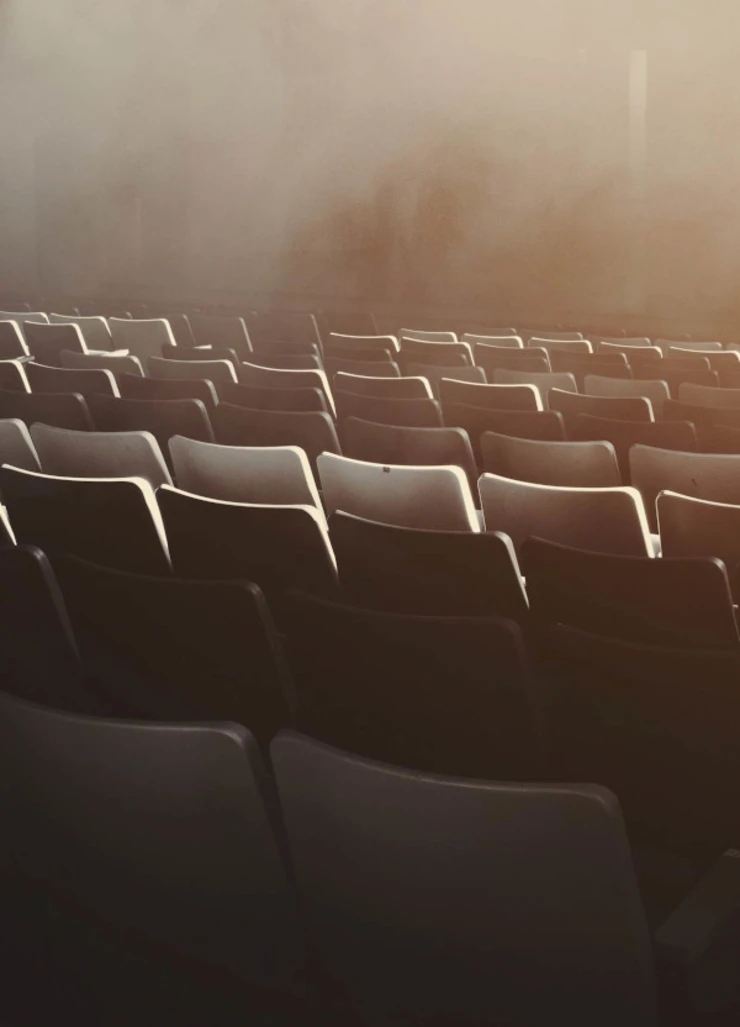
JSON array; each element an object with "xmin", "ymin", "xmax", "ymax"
[{"xmin": 1, "ymin": 2, "xmax": 740, "ymax": 324}]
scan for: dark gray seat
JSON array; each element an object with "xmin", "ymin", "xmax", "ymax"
[
  {"xmin": 442, "ymin": 403, "xmax": 566, "ymax": 462},
  {"xmin": 118, "ymin": 372, "xmax": 218, "ymax": 412},
  {"xmin": 87, "ymin": 395, "xmax": 215, "ymax": 458},
  {"xmin": 212, "ymin": 404, "xmax": 340, "ymax": 472},
  {"xmin": 334, "ymin": 392, "xmax": 443, "ymax": 428},
  {"xmin": 0, "ymin": 321, "xmax": 30, "ymax": 360},
  {"xmin": 0, "ymin": 360, "xmax": 31, "ymax": 392},
  {"xmin": 217, "ymin": 382, "xmax": 328, "ymax": 413},
  {"xmin": 26, "ymin": 362, "xmax": 119, "ymax": 399},
  {"xmin": 570, "ymin": 414, "xmax": 698, "ymax": 481},
  {"xmin": 549, "ymin": 389, "xmax": 653, "ymax": 432},
  {"xmin": 340, "ymin": 417, "xmax": 477, "ymax": 487},
  {"xmin": 0, "ymin": 390, "xmax": 93, "ymax": 431},
  {"xmin": 24, "ymin": 322, "xmax": 87, "ymax": 365}
]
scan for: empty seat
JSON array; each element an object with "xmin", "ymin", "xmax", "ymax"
[
  {"xmin": 630, "ymin": 446, "xmax": 740, "ymax": 519},
  {"xmin": 330, "ymin": 510, "xmax": 527, "ymax": 618},
  {"xmin": 696, "ymin": 423, "xmax": 740, "ymax": 454},
  {"xmin": 324, "ymin": 342, "xmax": 395, "ymax": 364},
  {"xmin": 334, "ymin": 372, "xmax": 431, "ymax": 400},
  {"xmin": 187, "ymin": 314, "xmax": 252, "ymax": 354},
  {"xmin": 659, "ymin": 340, "xmax": 723, "ymax": 354},
  {"xmin": 675, "ymin": 349, "xmax": 740, "ymax": 373},
  {"xmin": 86, "ymin": 396, "xmax": 214, "ymax": 457},
  {"xmin": 212, "ymin": 405, "xmax": 340, "ymax": 471},
  {"xmin": 118, "ymin": 372, "xmax": 218, "ymax": 411},
  {"xmin": 157, "ymin": 485, "xmax": 337, "ymax": 607},
  {"xmin": 26, "ymin": 362, "xmax": 119, "ymax": 399},
  {"xmin": 108, "ymin": 317, "xmax": 176, "ymax": 360},
  {"xmin": 570, "ymin": 415, "xmax": 697, "ymax": 481},
  {"xmin": 316, "ymin": 312, "xmax": 378, "ymax": 339},
  {"xmin": 522, "ymin": 536, "xmax": 738, "ymax": 650},
  {"xmin": 326, "ymin": 359, "xmax": 400, "ymax": 381},
  {"xmin": 523, "ymin": 330, "xmax": 583, "ymax": 341},
  {"xmin": 280, "ymin": 599, "xmax": 541, "ymax": 780},
  {"xmin": 493, "ymin": 369, "xmax": 577, "ymax": 404},
  {"xmin": 440, "ymin": 379, "xmax": 542, "ymax": 412},
  {"xmin": 160, "ymin": 344, "xmax": 240, "ymax": 365},
  {"xmin": 31, "ymin": 424, "xmax": 171, "ymax": 488},
  {"xmin": 584, "ymin": 375, "xmax": 670, "ymax": 417},
  {"xmin": 318, "ymin": 452, "xmax": 479, "ymax": 531},
  {"xmin": 0, "ymin": 321, "xmax": 30, "ymax": 360},
  {"xmin": 474, "ymin": 344, "xmax": 550, "ymax": 378},
  {"xmin": 60, "ymin": 349, "xmax": 144, "ymax": 377},
  {"xmin": 663, "ymin": 399, "xmax": 720, "ymax": 427},
  {"xmin": 462, "ymin": 333, "xmax": 523, "ymax": 347},
  {"xmin": 598, "ymin": 338, "xmax": 653, "ymax": 351},
  {"xmin": 550, "ymin": 352, "xmax": 632, "ymax": 387},
  {"xmin": 0, "ymin": 465, "xmax": 170, "ymax": 575},
  {"xmin": 24, "ymin": 322, "xmax": 87, "ymax": 365},
  {"xmin": 340, "ymin": 418, "xmax": 477, "ymax": 486},
  {"xmin": 405, "ymin": 363, "xmax": 485, "ymax": 398},
  {"xmin": 326, "ymin": 333, "xmax": 399, "ymax": 355},
  {"xmin": 443, "ymin": 404, "xmax": 566, "ymax": 461},
  {"xmin": 0, "ymin": 359, "xmax": 30, "ymax": 392},
  {"xmin": 479, "ymin": 474, "xmax": 652, "ymax": 555},
  {"xmin": 218, "ymin": 381, "xmax": 327, "ymax": 413},
  {"xmin": 528, "ymin": 338, "xmax": 593, "ymax": 355},
  {"xmin": 0, "ymin": 390, "xmax": 93, "ymax": 431},
  {"xmin": 169, "ymin": 436, "xmax": 323, "ymax": 512},
  {"xmin": 399, "ymin": 339, "xmax": 472, "ymax": 368},
  {"xmin": 248, "ymin": 353, "xmax": 322, "ymax": 371},
  {"xmin": 658, "ymin": 490, "xmax": 740, "ymax": 598},
  {"xmin": 679, "ymin": 382, "xmax": 740, "ymax": 409},
  {"xmin": 334, "ymin": 392, "xmax": 443, "ymax": 428},
  {"xmin": 636, "ymin": 367, "xmax": 719, "ymax": 397},
  {"xmin": 481, "ymin": 434, "xmax": 620, "ymax": 486},
  {"xmin": 236, "ymin": 362, "xmax": 334, "ymax": 414},
  {"xmin": 49, "ymin": 313, "xmax": 113, "ymax": 351},
  {"xmin": 399, "ymin": 329, "xmax": 458, "ymax": 343},
  {"xmin": 147, "ymin": 356, "xmax": 237, "ymax": 385},
  {"xmin": 0, "ymin": 312, "xmax": 49, "ymax": 341},
  {"xmin": 272, "ymin": 730, "xmax": 666, "ymax": 1025},
  {"xmin": 245, "ymin": 310, "xmax": 321, "ymax": 351},
  {"xmin": 0, "ymin": 419, "xmax": 40, "ymax": 471},
  {"xmin": 0, "ymin": 692, "xmax": 301, "ymax": 985},
  {"xmin": 550, "ymin": 389, "xmax": 653, "ymax": 432},
  {"xmin": 55, "ymin": 555, "xmax": 291, "ymax": 738}
]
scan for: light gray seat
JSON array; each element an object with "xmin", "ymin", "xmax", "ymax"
[
  {"xmin": 399, "ymin": 330, "xmax": 458, "ymax": 343},
  {"xmin": 584, "ymin": 375, "xmax": 670, "ymax": 417},
  {"xmin": 26, "ymin": 361, "xmax": 119, "ymax": 398},
  {"xmin": 49, "ymin": 314, "xmax": 113, "ymax": 351},
  {"xmin": 108, "ymin": 318, "xmax": 176, "ymax": 360},
  {"xmin": 528, "ymin": 338, "xmax": 593, "ymax": 355},
  {"xmin": 658, "ymin": 490, "xmax": 740, "ymax": 592},
  {"xmin": 479, "ymin": 473, "xmax": 652, "ymax": 555},
  {"xmin": 31, "ymin": 423, "xmax": 172, "ymax": 488},
  {"xmin": 60, "ymin": 349, "xmax": 144, "ymax": 377},
  {"xmin": 334, "ymin": 372, "xmax": 432, "ymax": 400},
  {"xmin": 406, "ymin": 364, "xmax": 485, "ymax": 398},
  {"xmin": 597, "ymin": 338, "xmax": 653, "ymax": 351},
  {"xmin": 492, "ymin": 369, "xmax": 577, "ymax": 406},
  {"xmin": 658, "ymin": 340, "xmax": 723, "ymax": 355},
  {"xmin": 0, "ymin": 693, "xmax": 302, "ymax": 986},
  {"xmin": 678, "ymin": 383, "xmax": 740, "ymax": 409},
  {"xmin": 272, "ymin": 730, "xmax": 660, "ymax": 1026},
  {"xmin": 147, "ymin": 356, "xmax": 237, "ymax": 385},
  {"xmin": 169, "ymin": 436, "xmax": 323, "ymax": 514},
  {"xmin": 461, "ymin": 333, "xmax": 523, "ymax": 347},
  {"xmin": 328, "ymin": 333, "xmax": 400, "ymax": 354},
  {"xmin": 481, "ymin": 433, "xmax": 621, "ymax": 487},
  {"xmin": 318, "ymin": 452, "xmax": 480, "ymax": 531},
  {"xmin": 522, "ymin": 330, "xmax": 583, "ymax": 341},
  {"xmin": 0, "ymin": 419, "xmax": 41, "ymax": 471},
  {"xmin": 440, "ymin": 379, "xmax": 542, "ymax": 413},
  {"xmin": 630, "ymin": 446, "xmax": 740, "ymax": 518}
]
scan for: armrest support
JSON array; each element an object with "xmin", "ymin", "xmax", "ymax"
[{"xmin": 654, "ymin": 849, "xmax": 740, "ymax": 966}]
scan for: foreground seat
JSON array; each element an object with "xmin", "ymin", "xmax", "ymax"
[
  {"xmin": 0, "ymin": 390, "xmax": 93, "ymax": 431},
  {"xmin": 318, "ymin": 452, "xmax": 479, "ymax": 531},
  {"xmin": 330, "ymin": 510, "xmax": 527, "ymax": 618},
  {"xmin": 630, "ymin": 445, "xmax": 740, "ymax": 523},
  {"xmin": 481, "ymin": 433, "xmax": 620, "ymax": 486},
  {"xmin": 658, "ymin": 489, "xmax": 740, "ymax": 599},
  {"xmin": 30, "ymin": 423, "xmax": 172, "ymax": 488},
  {"xmin": 0, "ymin": 418, "xmax": 41, "ymax": 471}
]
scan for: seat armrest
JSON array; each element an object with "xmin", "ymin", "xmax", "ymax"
[{"xmin": 654, "ymin": 849, "xmax": 740, "ymax": 966}]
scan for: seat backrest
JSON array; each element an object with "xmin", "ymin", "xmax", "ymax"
[
  {"xmin": 334, "ymin": 392, "xmax": 443, "ymax": 428},
  {"xmin": 316, "ymin": 312, "xmax": 378, "ymax": 340},
  {"xmin": 147, "ymin": 356, "xmax": 237, "ymax": 385},
  {"xmin": 31, "ymin": 423, "xmax": 172, "ymax": 488},
  {"xmin": 523, "ymin": 330, "xmax": 584, "ymax": 341},
  {"xmin": 493, "ymin": 369, "xmax": 577, "ymax": 404},
  {"xmin": 0, "ymin": 359, "xmax": 30, "ymax": 393},
  {"xmin": 212, "ymin": 404, "xmax": 340, "ymax": 472},
  {"xmin": 54, "ymin": 554, "xmax": 292, "ymax": 737},
  {"xmin": 528, "ymin": 338, "xmax": 593, "ymax": 355},
  {"xmin": 679, "ymin": 382, "xmax": 740, "ymax": 409},
  {"xmin": 326, "ymin": 332, "xmax": 399, "ymax": 354},
  {"xmin": 399, "ymin": 329, "xmax": 458, "ymax": 343},
  {"xmin": 339, "ymin": 418, "xmax": 477, "ymax": 487},
  {"xmin": 0, "ymin": 545, "xmax": 94, "ymax": 711},
  {"xmin": 49, "ymin": 314, "xmax": 112, "ymax": 351},
  {"xmin": 218, "ymin": 381, "xmax": 327, "ymax": 413},
  {"xmin": 60, "ymin": 349, "xmax": 144, "ymax": 377},
  {"xmin": 108, "ymin": 317, "xmax": 176, "ymax": 360},
  {"xmin": 248, "ymin": 352, "xmax": 322, "ymax": 371},
  {"xmin": 0, "ymin": 690, "xmax": 301, "ymax": 984},
  {"xmin": 440, "ymin": 379, "xmax": 542, "ymax": 412},
  {"xmin": 630, "ymin": 445, "xmax": 740, "ymax": 516},
  {"xmin": 598, "ymin": 339, "xmax": 653, "ymax": 352},
  {"xmin": 405, "ymin": 363, "xmax": 485, "ymax": 398},
  {"xmin": 236, "ymin": 361, "xmax": 333, "ymax": 410},
  {"xmin": 0, "ymin": 418, "xmax": 41, "ymax": 471},
  {"xmin": 549, "ymin": 389, "xmax": 653, "ymax": 430},
  {"xmin": 443, "ymin": 404, "xmax": 566, "ymax": 460},
  {"xmin": 334, "ymin": 372, "xmax": 432, "ymax": 400},
  {"xmin": 462, "ymin": 333, "xmax": 523, "ymax": 347},
  {"xmin": 157, "ymin": 484, "xmax": 337, "ymax": 607},
  {"xmin": 399, "ymin": 339, "xmax": 472, "ymax": 368},
  {"xmin": 318, "ymin": 452, "xmax": 479, "ymax": 531},
  {"xmin": 26, "ymin": 361, "xmax": 119, "ymax": 398},
  {"xmin": 118, "ymin": 373, "xmax": 218, "ymax": 411},
  {"xmin": 169, "ymin": 436, "xmax": 322, "ymax": 512},
  {"xmin": 584, "ymin": 375, "xmax": 670, "ymax": 416},
  {"xmin": 271, "ymin": 730, "xmax": 654, "ymax": 1026},
  {"xmin": 657, "ymin": 489, "xmax": 740, "ymax": 597},
  {"xmin": 570, "ymin": 415, "xmax": 697, "ymax": 481},
  {"xmin": 160, "ymin": 345, "xmax": 240, "ymax": 365},
  {"xmin": 326, "ymin": 357, "xmax": 400, "ymax": 379},
  {"xmin": 24, "ymin": 322, "xmax": 87, "ymax": 363},
  {"xmin": 245, "ymin": 310, "xmax": 321, "ymax": 350},
  {"xmin": 522, "ymin": 536, "xmax": 738, "ymax": 649},
  {"xmin": 479, "ymin": 473, "xmax": 652, "ymax": 555},
  {"xmin": 481, "ymin": 433, "xmax": 621, "ymax": 487},
  {"xmin": 663, "ymin": 398, "xmax": 719, "ymax": 426},
  {"xmin": 0, "ymin": 390, "xmax": 93, "ymax": 431},
  {"xmin": 187, "ymin": 314, "xmax": 252, "ymax": 353},
  {"xmin": 330, "ymin": 510, "xmax": 527, "ymax": 619},
  {"xmin": 696, "ymin": 423, "xmax": 740, "ymax": 454},
  {"xmin": 87, "ymin": 395, "xmax": 214, "ymax": 455},
  {"xmin": 474, "ymin": 345, "xmax": 551, "ymax": 377},
  {"xmin": 659, "ymin": 340, "xmax": 723, "ymax": 354},
  {"xmin": 0, "ymin": 465, "xmax": 170, "ymax": 575},
  {"xmin": 0, "ymin": 321, "xmax": 30, "ymax": 360}
]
